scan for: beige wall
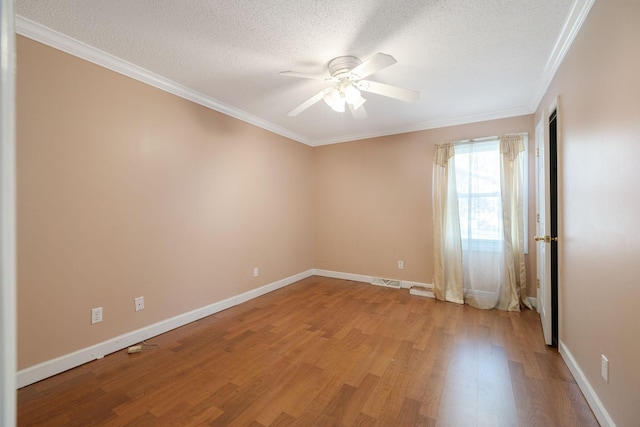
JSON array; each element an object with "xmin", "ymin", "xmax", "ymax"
[
  {"xmin": 535, "ymin": 1, "xmax": 640, "ymax": 425},
  {"xmin": 314, "ymin": 115, "xmax": 536, "ymax": 293},
  {"xmin": 17, "ymin": 37, "xmax": 314, "ymax": 369}
]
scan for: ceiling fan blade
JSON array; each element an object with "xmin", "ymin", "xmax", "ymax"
[
  {"xmin": 348, "ymin": 103, "xmax": 368, "ymax": 120},
  {"xmin": 348, "ymin": 53, "xmax": 397, "ymax": 80},
  {"xmin": 280, "ymin": 71, "xmax": 335, "ymax": 82},
  {"xmin": 287, "ymin": 88, "xmax": 331, "ymax": 117},
  {"xmin": 356, "ymin": 80, "xmax": 419, "ymax": 102}
]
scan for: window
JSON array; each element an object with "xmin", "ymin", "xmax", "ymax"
[
  {"xmin": 453, "ymin": 137, "xmax": 528, "ymax": 252},
  {"xmin": 432, "ymin": 132, "xmax": 529, "ymax": 310}
]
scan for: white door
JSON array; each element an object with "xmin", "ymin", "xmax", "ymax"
[{"xmin": 535, "ymin": 114, "xmax": 552, "ymax": 345}]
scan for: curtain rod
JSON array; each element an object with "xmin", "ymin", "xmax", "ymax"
[
  {"xmin": 444, "ymin": 132, "xmax": 527, "ymax": 146},
  {"xmin": 456, "ymin": 135, "xmax": 498, "ymax": 144}
]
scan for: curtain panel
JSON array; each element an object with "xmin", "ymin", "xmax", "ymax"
[
  {"xmin": 432, "ymin": 143, "xmax": 464, "ymax": 304},
  {"xmin": 499, "ymin": 134, "xmax": 531, "ymax": 310}
]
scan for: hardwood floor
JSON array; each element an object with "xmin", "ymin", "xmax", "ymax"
[{"xmin": 18, "ymin": 276, "xmax": 598, "ymax": 426}]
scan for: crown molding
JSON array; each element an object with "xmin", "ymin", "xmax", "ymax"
[
  {"xmin": 15, "ymin": 16, "xmax": 314, "ymax": 147},
  {"xmin": 529, "ymin": 0, "xmax": 595, "ymax": 111},
  {"xmin": 312, "ymin": 105, "xmax": 534, "ymax": 146}
]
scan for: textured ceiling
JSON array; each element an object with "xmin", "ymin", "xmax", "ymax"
[{"xmin": 16, "ymin": 0, "xmax": 581, "ymax": 146}]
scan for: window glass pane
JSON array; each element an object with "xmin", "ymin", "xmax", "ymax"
[
  {"xmin": 469, "ymin": 196, "xmax": 501, "ymax": 240},
  {"xmin": 454, "ymin": 140, "xmax": 502, "ymax": 247}
]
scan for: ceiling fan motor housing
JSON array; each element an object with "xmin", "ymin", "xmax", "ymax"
[{"xmin": 328, "ymin": 56, "xmax": 362, "ymax": 79}]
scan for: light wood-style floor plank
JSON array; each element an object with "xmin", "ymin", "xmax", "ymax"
[{"xmin": 18, "ymin": 276, "xmax": 599, "ymax": 426}]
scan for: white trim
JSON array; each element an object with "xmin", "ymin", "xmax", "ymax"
[
  {"xmin": 313, "ymin": 107, "xmax": 533, "ymax": 147},
  {"xmin": 311, "ymin": 269, "xmax": 374, "ymax": 284},
  {"xmin": 0, "ymin": 0, "xmax": 17, "ymax": 424},
  {"xmin": 312, "ymin": 269, "xmax": 432, "ymax": 292},
  {"xmin": 15, "ymin": 16, "xmax": 314, "ymax": 147},
  {"xmin": 529, "ymin": 0, "xmax": 595, "ymax": 111},
  {"xmin": 17, "ymin": 269, "xmax": 314, "ymax": 388},
  {"xmin": 553, "ymin": 96, "xmax": 564, "ymax": 348},
  {"xmin": 559, "ymin": 341, "xmax": 616, "ymax": 427}
]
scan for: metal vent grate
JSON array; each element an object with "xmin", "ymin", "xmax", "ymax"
[{"xmin": 371, "ymin": 278, "xmax": 401, "ymax": 289}]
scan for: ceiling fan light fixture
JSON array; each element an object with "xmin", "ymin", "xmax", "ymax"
[
  {"xmin": 343, "ymin": 84, "xmax": 359, "ymax": 103},
  {"xmin": 323, "ymin": 88, "xmax": 346, "ymax": 112},
  {"xmin": 332, "ymin": 98, "xmax": 346, "ymax": 113},
  {"xmin": 344, "ymin": 85, "xmax": 367, "ymax": 110}
]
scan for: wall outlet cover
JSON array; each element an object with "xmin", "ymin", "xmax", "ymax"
[
  {"xmin": 91, "ymin": 307, "xmax": 103, "ymax": 324},
  {"xmin": 134, "ymin": 296, "xmax": 144, "ymax": 312}
]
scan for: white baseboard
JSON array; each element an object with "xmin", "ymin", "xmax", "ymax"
[
  {"xmin": 559, "ymin": 340, "xmax": 616, "ymax": 427},
  {"xmin": 17, "ymin": 269, "xmax": 314, "ymax": 388},
  {"xmin": 312, "ymin": 269, "xmax": 433, "ymax": 292},
  {"xmin": 527, "ymin": 296, "xmax": 537, "ymax": 309},
  {"xmin": 311, "ymin": 269, "xmax": 374, "ymax": 284},
  {"xmin": 312, "ymin": 270, "xmax": 536, "ymax": 307}
]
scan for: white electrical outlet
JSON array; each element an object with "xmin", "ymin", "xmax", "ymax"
[
  {"xmin": 397, "ymin": 260, "xmax": 404, "ymax": 270},
  {"xmin": 91, "ymin": 307, "xmax": 103, "ymax": 324},
  {"xmin": 253, "ymin": 267, "xmax": 259, "ymax": 277},
  {"xmin": 134, "ymin": 296, "xmax": 144, "ymax": 312},
  {"xmin": 601, "ymin": 354, "xmax": 609, "ymax": 382}
]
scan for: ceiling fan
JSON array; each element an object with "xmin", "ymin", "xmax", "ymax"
[{"xmin": 280, "ymin": 53, "xmax": 419, "ymax": 119}]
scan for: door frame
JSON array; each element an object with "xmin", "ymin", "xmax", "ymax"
[
  {"xmin": 549, "ymin": 96, "xmax": 562, "ymax": 347},
  {"xmin": 536, "ymin": 96, "xmax": 562, "ymax": 347},
  {"xmin": 1, "ymin": 0, "xmax": 17, "ymax": 424}
]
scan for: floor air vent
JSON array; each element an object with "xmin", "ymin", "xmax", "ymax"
[{"xmin": 371, "ymin": 278, "xmax": 401, "ymax": 289}]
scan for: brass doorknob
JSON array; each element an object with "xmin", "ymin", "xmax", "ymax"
[{"xmin": 534, "ymin": 235, "xmax": 558, "ymax": 242}]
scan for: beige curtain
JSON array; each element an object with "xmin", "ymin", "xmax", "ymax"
[
  {"xmin": 432, "ymin": 144, "xmax": 464, "ymax": 304},
  {"xmin": 499, "ymin": 134, "xmax": 531, "ymax": 310},
  {"xmin": 432, "ymin": 135, "xmax": 529, "ymax": 311}
]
